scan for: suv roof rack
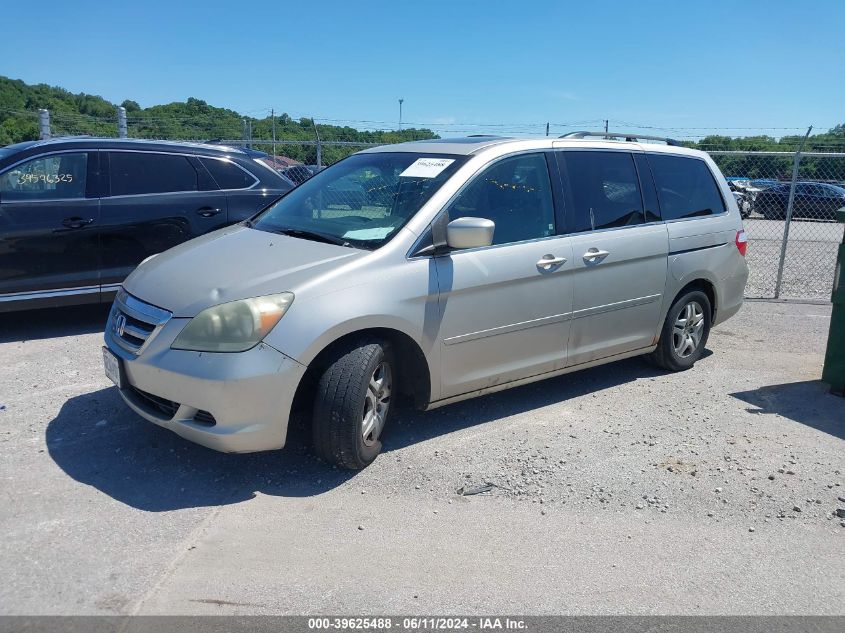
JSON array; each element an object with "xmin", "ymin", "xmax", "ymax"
[{"xmin": 559, "ymin": 131, "xmax": 683, "ymax": 147}]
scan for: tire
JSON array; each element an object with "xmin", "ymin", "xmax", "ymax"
[
  {"xmin": 759, "ymin": 202, "xmax": 776, "ymax": 220},
  {"xmin": 648, "ymin": 290, "xmax": 712, "ymax": 372},
  {"xmin": 312, "ymin": 339, "xmax": 395, "ymax": 469},
  {"xmin": 758, "ymin": 198, "xmax": 784, "ymax": 221}
]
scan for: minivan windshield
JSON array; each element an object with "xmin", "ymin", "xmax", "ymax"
[{"xmin": 252, "ymin": 152, "xmax": 465, "ymax": 249}]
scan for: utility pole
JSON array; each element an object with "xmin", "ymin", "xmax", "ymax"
[
  {"xmin": 117, "ymin": 106, "xmax": 127, "ymax": 138},
  {"xmin": 605, "ymin": 119, "xmax": 609, "ymax": 134},
  {"xmin": 545, "ymin": 122, "xmax": 549, "ymax": 137},
  {"xmin": 312, "ymin": 118, "xmax": 322, "ymax": 168},
  {"xmin": 242, "ymin": 118, "xmax": 249, "ymax": 148},
  {"xmin": 38, "ymin": 109, "xmax": 51, "ymax": 140},
  {"xmin": 398, "ymin": 98, "xmax": 404, "ymax": 131},
  {"xmin": 271, "ymin": 108, "xmax": 276, "ymax": 158}
]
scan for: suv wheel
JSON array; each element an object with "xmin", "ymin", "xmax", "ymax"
[
  {"xmin": 649, "ymin": 290, "xmax": 711, "ymax": 372},
  {"xmin": 312, "ymin": 339, "xmax": 394, "ymax": 469}
]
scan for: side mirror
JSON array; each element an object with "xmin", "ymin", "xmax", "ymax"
[{"xmin": 446, "ymin": 217, "xmax": 495, "ymax": 250}]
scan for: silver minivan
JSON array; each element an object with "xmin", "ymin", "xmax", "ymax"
[{"xmin": 103, "ymin": 133, "xmax": 749, "ymax": 469}]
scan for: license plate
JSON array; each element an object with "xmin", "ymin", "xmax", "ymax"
[{"xmin": 103, "ymin": 347, "xmax": 124, "ymax": 389}]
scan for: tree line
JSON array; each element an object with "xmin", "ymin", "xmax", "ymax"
[
  {"xmin": 1, "ymin": 75, "xmax": 843, "ymax": 175},
  {"xmin": 0, "ymin": 76, "xmax": 437, "ymax": 164}
]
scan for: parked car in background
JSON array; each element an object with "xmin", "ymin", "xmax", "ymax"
[
  {"xmin": 727, "ymin": 181, "xmax": 752, "ymax": 219},
  {"xmin": 0, "ymin": 137, "xmax": 293, "ymax": 312},
  {"xmin": 281, "ymin": 164, "xmax": 324, "ymax": 186},
  {"xmin": 104, "ymin": 133, "xmax": 748, "ymax": 470},
  {"xmin": 753, "ymin": 181, "xmax": 845, "ymax": 220},
  {"xmin": 323, "ymin": 172, "xmax": 370, "ymax": 209}
]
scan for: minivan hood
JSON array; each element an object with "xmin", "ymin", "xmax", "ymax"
[{"xmin": 122, "ymin": 225, "xmax": 366, "ymax": 317}]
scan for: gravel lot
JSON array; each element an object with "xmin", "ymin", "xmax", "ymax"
[
  {"xmin": 0, "ymin": 300, "xmax": 843, "ymax": 615},
  {"xmin": 744, "ymin": 217, "xmax": 842, "ymax": 299}
]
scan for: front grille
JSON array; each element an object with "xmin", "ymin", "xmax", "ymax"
[
  {"xmin": 130, "ymin": 386, "xmax": 179, "ymax": 418},
  {"xmin": 109, "ymin": 289, "xmax": 171, "ymax": 354}
]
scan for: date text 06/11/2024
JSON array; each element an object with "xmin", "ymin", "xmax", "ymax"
[{"xmin": 307, "ymin": 617, "xmax": 527, "ymax": 630}]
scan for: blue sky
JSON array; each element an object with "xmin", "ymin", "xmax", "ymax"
[{"xmin": 1, "ymin": 0, "xmax": 843, "ymax": 138}]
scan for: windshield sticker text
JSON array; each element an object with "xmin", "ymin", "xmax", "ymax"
[{"xmin": 399, "ymin": 158, "xmax": 455, "ymax": 179}]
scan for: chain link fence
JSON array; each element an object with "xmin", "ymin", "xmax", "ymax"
[
  {"xmin": 710, "ymin": 151, "xmax": 845, "ymax": 300},
  {"xmin": 7, "ymin": 108, "xmax": 845, "ymax": 301}
]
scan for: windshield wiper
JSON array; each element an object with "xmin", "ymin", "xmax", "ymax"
[{"xmin": 270, "ymin": 227, "xmax": 353, "ymax": 248}]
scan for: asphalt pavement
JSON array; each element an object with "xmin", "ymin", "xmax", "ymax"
[{"xmin": 0, "ymin": 300, "xmax": 842, "ymax": 615}]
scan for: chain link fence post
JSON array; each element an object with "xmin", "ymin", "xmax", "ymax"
[
  {"xmin": 774, "ymin": 126, "xmax": 812, "ymax": 298},
  {"xmin": 117, "ymin": 106, "xmax": 127, "ymax": 138},
  {"xmin": 38, "ymin": 109, "xmax": 51, "ymax": 140},
  {"xmin": 312, "ymin": 119, "xmax": 322, "ymax": 168}
]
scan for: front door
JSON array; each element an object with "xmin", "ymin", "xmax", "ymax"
[
  {"xmin": 435, "ymin": 152, "xmax": 574, "ymax": 399},
  {"xmin": 0, "ymin": 151, "xmax": 100, "ymax": 298},
  {"xmin": 555, "ymin": 149, "xmax": 668, "ymax": 366},
  {"xmin": 98, "ymin": 151, "xmax": 228, "ymax": 287}
]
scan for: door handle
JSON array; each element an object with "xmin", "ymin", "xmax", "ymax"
[
  {"xmin": 582, "ymin": 248, "xmax": 610, "ymax": 263},
  {"xmin": 196, "ymin": 207, "xmax": 222, "ymax": 218},
  {"xmin": 536, "ymin": 254, "xmax": 567, "ymax": 270},
  {"xmin": 61, "ymin": 217, "xmax": 94, "ymax": 229}
]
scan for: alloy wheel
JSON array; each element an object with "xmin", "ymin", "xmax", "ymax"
[
  {"xmin": 673, "ymin": 301, "xmax": 705, "ymax": 358},
  {"xmin": 362, "ymin": 362, "xmax": 392, "ymax": 446}
]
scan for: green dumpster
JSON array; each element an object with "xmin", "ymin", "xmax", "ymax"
[{"xmin": 822, "ymin": 209, "xmax": 845, "ymax": 396}]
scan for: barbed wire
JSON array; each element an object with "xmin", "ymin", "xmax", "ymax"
[{"xmin": 3, "ymin": 106, "xmax": 843, "ymax": 150}]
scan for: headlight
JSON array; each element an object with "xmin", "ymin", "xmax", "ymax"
[{"xmin": 171, "ymin": 293, "xmax": 294, "ymax": 353}]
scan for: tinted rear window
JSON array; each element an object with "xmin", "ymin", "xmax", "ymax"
[
  {"xmin": 201, "ymin": 157, "xmax": 256, "ymax": 189},
  {"xmin": 647, "ymin": 154, "xmax": 725, "ymax": 220},
  {"xmin": 109, "ymin": 152, "xmax": 198, "ymax": 196},
  {"xmin": 558, "ymin": 151, "xmax": 644, "ymax": 232}
]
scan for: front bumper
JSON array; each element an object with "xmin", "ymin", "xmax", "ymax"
[{"xmin": 105, "ymin": 312, "xmax": 307, "ymax": 453}]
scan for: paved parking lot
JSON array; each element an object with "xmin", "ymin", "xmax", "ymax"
[
  {"xmin": 0, "ymin": 300, "xmax": 843, "ymax": 615},
  {"xmin": 743, "ymin": 217, "xmax": 843, "ymax": 299}
]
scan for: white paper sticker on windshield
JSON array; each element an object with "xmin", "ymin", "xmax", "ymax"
[
  {"xmin": 342, "ymin": 227, "xmax": 395, "ymax": 240},
  {"xmin": 399, "ymin": 158, "xmax": 455, "ymax": 178}
]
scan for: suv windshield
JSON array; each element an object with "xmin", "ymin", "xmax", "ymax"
[{"xmin": 252, "ymin": 152, "xmax": 465, "ymax": 249}]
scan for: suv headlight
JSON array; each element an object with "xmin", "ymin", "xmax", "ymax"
[{"xmin": 171, "ymin": 293, "xmax": 294, "ymax": 353}]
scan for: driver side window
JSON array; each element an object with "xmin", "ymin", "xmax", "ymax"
[
  {"xmin": 447, "ymin": 153, "xmax": 555, "ymax": 246},
  {"xmin": 0, "ymin": 153, "xmax": 88, "ymax": 202}
]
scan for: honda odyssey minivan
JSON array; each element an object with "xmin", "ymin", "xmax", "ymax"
[{"xmin": 103, "ymin": 132, "xmax": 749, "ymax": 469}]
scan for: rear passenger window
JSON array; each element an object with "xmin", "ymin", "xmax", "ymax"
[
  {"xmin": 647, "ymin": 154, "xmax": 726, "ymax": 220},
  {"xmin": 447, "ymin": 153, "xmax": 555, "ymax": 246},
  {"xmin": 200, "ymin": 158, "xmax": 256, "ymax": 190},
  {"xmin": 558, "ymin": 151, "xmax": 644, "ymax": 232},
  {"xmin": 109, "ymin": 152, "xmax": 198, "ymax": 196}
]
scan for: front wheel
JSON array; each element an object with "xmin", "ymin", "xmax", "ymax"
[
  {"xmin": 648, "ymin": 290, "xmax": 712, "ymax": 371},
  {"xmin": 312, "ymin": 339, "xmax": 394, "ymax": 469}
]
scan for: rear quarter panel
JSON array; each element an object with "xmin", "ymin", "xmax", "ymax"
[{"xmin": 662, "ymin": 154, "xmax": 748, "ymax": 325}]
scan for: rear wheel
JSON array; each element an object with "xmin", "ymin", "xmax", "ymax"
[
  {"xmin": 760, "ymin": 199, "xmax": 785, "ymax": 220},
  {"xmin": 312, "ymin": 339, "xmax": 394, "ymax": 469},
  {"xmin": 648, "ymin": 290, "xmax": 711, "ymax": 372}
]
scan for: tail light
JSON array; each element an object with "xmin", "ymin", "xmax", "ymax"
[{"xmin": 735, "ymin": 229, "xmax": 748, "ymax": 257}]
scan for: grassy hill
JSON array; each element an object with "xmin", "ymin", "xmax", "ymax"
[{"xmin": 0, "ymin": 76, "xmax": 438, "ymax": 163}]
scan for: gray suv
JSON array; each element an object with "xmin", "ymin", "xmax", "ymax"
[{"xmin": 103, "ymin": 133, "xmax": 749, "ymax": 469}]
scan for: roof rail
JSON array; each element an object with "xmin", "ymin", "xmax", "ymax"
[{"xmin": 559, "ymin": 131, "xmax": 683, "ymax": 147}]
